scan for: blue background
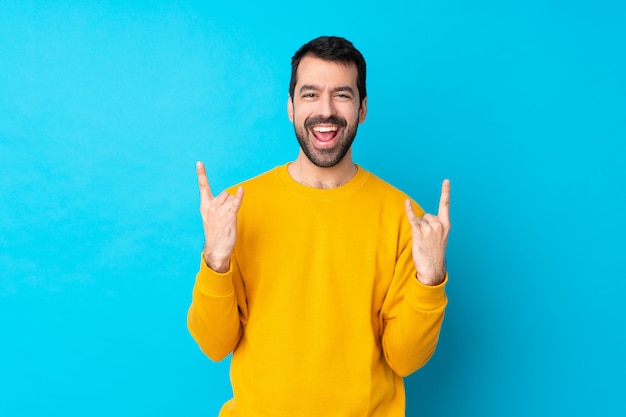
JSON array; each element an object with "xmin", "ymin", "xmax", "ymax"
[{"xmin": 1, "ymin": 1, "xmax": 625, "ymax": 416}]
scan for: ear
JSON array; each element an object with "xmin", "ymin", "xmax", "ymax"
[
  {"xmin": 358, "ymin": 96, "xmax": 368, "ymax": 124},
  {"xmin": 287, "ymin": 95, "xmax": 294, "ymax": 122}
]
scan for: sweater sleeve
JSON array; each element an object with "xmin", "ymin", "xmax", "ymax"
[
  {"xmin": 187, "ymin": 253, "xmax": 247, "ymax": 361},
  {"xmin": 380, "ymin": 229, "xmax": 448, "ymax": 377}
]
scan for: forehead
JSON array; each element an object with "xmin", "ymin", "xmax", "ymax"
[{"xmin": 295, "ymin": 55, "xmax": 358, "ymax": 90}]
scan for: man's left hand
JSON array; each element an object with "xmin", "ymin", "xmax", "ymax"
[{"xmin": 405, "ymin": 179, "xmax": 451, "ymax": 286}]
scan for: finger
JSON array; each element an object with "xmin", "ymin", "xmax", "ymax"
[
  {"xmin": 214, "ymin": 190, "xmax": 230, "ymax": 205},
  {"xmin": 405, "ymin": 199, "xmax": 420, "ymax": 226},
  {"xmin": 420, "ymin": 213, "xmax": 439, "ymax": 230},
  {"xmin": 214, "ymin": 188, "xmax": 241, "ymax": 206},
  {"xmin": 231, "ymin": 187, "xmax": 244, "ymax": 213},
  {"xmin": 196, "ymin": 161, "xmax": 214, "ymax": 201},
  {"xmin": 213, "ymin": 188, "xmax": 243, "ymax": 217},
  {"xmin": 437, "ymin": 179, "xmax": 450, "ymax": 224}
]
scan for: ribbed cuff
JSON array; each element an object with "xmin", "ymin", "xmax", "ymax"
[
  {"xmin": 405, "ymin": 273, "xmax": 448, "ymax": 311},
  {"xmin": 195, "ymin": 253, "xmax": 234, "ymax": 297}
]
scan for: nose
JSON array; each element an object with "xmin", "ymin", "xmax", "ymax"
[{"xmin": 316, "ymin": 94, "xmax": 336, "ymax": 118}]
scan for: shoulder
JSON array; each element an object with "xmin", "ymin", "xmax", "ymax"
[
  {"xmin": 360, "ymin": 168, "xmax": 409, "ymax": 202},
  {"xmin": 226, "ymin": 165, "xmax": 283, "ymax": 194},
  {"xmin": 360, "ymin": 168, "xmax": 425, "ymax": 217},
  {"xmin": 363, "ymin": 170, "xmax": 405, "ymax": 195}
]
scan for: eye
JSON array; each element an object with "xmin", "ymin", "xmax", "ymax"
[
  {"xmin": 302, "ymin": 92, "xmax": 317, "ymax": 99},
  {"xmin": 335, "ymin": 93, "xmax": 352, "ymax": 100}
]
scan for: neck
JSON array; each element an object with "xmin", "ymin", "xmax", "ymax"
[{"xmin": 288, "ymin": 150, "xmax": 357, "ymax": 189}]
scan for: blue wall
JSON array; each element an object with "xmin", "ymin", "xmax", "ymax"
[{"xmin": 1, "ymin": 1, "xmax": 624, "ymax": 416}]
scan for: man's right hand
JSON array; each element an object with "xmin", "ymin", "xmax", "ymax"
[{"xmin": 196, "ymin": 161, "xmax": 244, "ymax": 273}]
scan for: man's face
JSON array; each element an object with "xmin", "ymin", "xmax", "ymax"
[{"xmin": 288, "ymin": 55, "xmax": 367, "ymax": 168}]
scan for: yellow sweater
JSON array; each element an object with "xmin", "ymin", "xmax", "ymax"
[{"xmin": 188, "ymin": 164, "xmax": 447, "ymax": 417}]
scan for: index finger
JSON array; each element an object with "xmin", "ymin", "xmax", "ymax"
[
  {"xmin": 437, "ymin": 179, "xmax": 450, "ymax": 223},
  {"xmin": 196, "ymin": 161, "xmax": 214, "ymax": 201}
]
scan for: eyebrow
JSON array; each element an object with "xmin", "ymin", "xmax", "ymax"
[{"xmin": 299, "ymin": 85, "xmax": 356, "ymax": 95}]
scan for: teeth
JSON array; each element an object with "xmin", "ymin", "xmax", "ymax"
[{"xmin": 312, "ymin": 126, "xmax": 338, "ymax": 133}]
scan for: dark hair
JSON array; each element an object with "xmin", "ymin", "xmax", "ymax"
[{"xmin": 289, "ymin": 36, "xmax": 367, "ymax": 105}]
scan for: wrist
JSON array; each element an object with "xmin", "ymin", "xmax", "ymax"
[
  {"xmin": 416, "ymin": 270, "xmax": 446, "ymax": 286},
  {"xmin": 203, "ymin": 250, "xmax": 230, "ymax": 273}
]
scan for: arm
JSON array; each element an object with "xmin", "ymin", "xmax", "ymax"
[
  {"xmin": 382, "ymin": 180, "xmax": 451, "ymax": 376},
  {"xmin": 187, "ymin": 254, "xmax": 246, "ymax": 361},
  {"xmin": 187, "ymin": 161, "xmax": 246, "ymax": 361},
  {"xmin": 381, "ymin": 234, "xmax": 448, "ymax": 376}
]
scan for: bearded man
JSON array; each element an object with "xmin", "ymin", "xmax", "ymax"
[{"xmin": 188, "ymin": 36, "xmax": 451, "ymax": 417}]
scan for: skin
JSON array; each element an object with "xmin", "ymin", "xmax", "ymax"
[
  {"xmin": 287, "ymin": 56, "xmax": 366, "ymax": 188},
  {"xmin": 196, "ymin": 54, "xmax": 450, "ymax": 285},
  {"xmin": 196, "ymin": 160, "xmax": 243, "ymax": 274},
  {"xmin": 405, "ymin": 180, "xmax": 450, "ymax": 285}
]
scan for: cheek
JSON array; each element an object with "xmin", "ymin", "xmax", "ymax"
[
  {"xmin": 343, "ymin": 104, "xmax": 362, "ymax": 122},
  {"xmin": 350, "ymin": 110, "xmax": 363, "ymax": 125},
  {"xmin": 293, "ymin": 107, "xmax": 310, "ymax": 124}
]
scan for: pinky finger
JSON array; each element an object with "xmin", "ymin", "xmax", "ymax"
[
  {"xmin": 231, "ymin": 187, "xmax": 244, "ymax": 212},
  {"xmin": 405, "ymin": 199, "xmax": 419, "ymax": 226}
]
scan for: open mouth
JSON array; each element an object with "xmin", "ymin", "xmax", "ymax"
[{"xmin": 310, "ymin": 125, "xmax": 340, "ymax": 144}]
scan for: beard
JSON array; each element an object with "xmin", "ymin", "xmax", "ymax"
[{"xmin": 293, "ymin": 115, "xmax": 359, "ymax": 168}]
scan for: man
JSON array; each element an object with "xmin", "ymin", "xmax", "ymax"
[{"xmin": 188, "ymin": 36, "xmax": 450, "ymax": 416}]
